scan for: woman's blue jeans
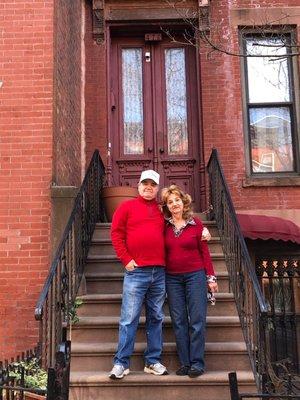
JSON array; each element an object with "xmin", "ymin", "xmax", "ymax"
[
  {"xmin": 166, "ymin": 269, "xmax": 207, "ymax": 371},
  {"xmin": 114, "ymin": 266, "xmax": 165, "ymax": 369}
]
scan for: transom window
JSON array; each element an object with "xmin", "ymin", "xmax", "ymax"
[{"xmin": 243, "ymin": 33, "xmax": 299, "ymax": 175}]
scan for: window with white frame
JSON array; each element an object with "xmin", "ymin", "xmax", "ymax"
[{"xmin": 243, "ymin": 33, "xmax": 299, "ymax": 175}]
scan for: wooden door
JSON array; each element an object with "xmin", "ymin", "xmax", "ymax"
[{"xmin": 110, "ymin": 35, "xmax": 201, "ymax": 208}]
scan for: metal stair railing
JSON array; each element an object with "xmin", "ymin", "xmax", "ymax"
[
  {"xmin": 35, "ymin": 149, "xmax": 106, "ymax": 369},
  {"xmin": 207, "ymin": 148, "xmax": 269, "ymax": 390}
]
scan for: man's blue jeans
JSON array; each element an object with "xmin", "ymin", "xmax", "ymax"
[
  {"xmin": 166, "ymin": 269, "xmax": 207, "ymax": 371},
  {"xmin": 114, "ymin": 266, "xmax": 165, "ymax": 369}
]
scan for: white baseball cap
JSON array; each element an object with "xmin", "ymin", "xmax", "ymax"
[{"xmin": 139, "ymin": 170, "xmax": 160, "ymax": 185}]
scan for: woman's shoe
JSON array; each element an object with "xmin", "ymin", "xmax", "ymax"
[
  {"xmin": 188, "ymin": 367, "xmax": 204, "ymax": 378},
  {"xmin": 176, "ymin": 366, "xmax": 190, "ymax": 376}
]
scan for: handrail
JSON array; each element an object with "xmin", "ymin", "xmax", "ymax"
[
  {"xmin": 35, "ymin": 150, "xmax": 106, "ymax": 368},
  {"xmin": 207, "ymin": 148, "xmax": 269, "ymax": 388}
]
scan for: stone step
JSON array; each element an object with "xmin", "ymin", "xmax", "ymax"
[
  {"xmin": 77, "ymin": 292, "xmax": 237, "ymax": 317},
  {"xmin": 85, "ymin": 253, "xmax": 228, "ymax": 273},
  {"xmin": 89, "ymin": 236, "xmax": 223, "ymax": 255},
  {"xmin": 69, "ymin": 370, "xmax": 256, "ymax": 400},
  {"xmin": 70, "ymin": 341, "xmax": 251, "ymax": 372},
  {"xmin": 71, "ymin": 316, "xmax": 244, "ymax": 343},
  {"xmin": 93, "ymin": 220, "xmax": 220, "ymax": 240},
  {"xmin": 85, "ymin": 271, "xmax": 231, "ymax": 294}
]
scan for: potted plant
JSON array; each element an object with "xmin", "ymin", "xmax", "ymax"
[{"xmin": 101, "ymin": 185, "xmax": 138, "ymax": 222}]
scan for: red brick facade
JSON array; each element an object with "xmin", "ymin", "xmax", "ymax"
[
  {"xmin": 201, "ymin": 0, "xmax": 300, "ymax": 211},
  {"xmin": 0, "ymin": 0, "xmax": 54, "ymax": 358},
  {"xmin": 0, "ymin": 0, "xmax": 299, "ymax": 360},
  {"xmin": 84, "ymin": 2, "xmax": 108, "ymax": 167},
  {"xmin": 53, "ymin": 0, "xmax": 83, "ymax": 186}
]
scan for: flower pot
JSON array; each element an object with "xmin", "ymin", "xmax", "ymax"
[
  {"xmin": 101, "ymin": 186, "xmax": 138, "ymax": 222},
  {"xmin": 24, "ymin": 392, "xmax": 46, "ymax": 400}
]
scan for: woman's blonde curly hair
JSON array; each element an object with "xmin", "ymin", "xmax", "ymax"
[{"xmin": 161, "ymin": 184, "xmax": 193, "ymax": 220}]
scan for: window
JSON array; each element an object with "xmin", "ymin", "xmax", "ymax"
[{"xmin": 243, "ymin": 33, "xmax": 299, "ymax": 175}]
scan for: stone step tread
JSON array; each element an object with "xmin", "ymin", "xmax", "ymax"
[
  {"xmin": 71, "ymin": 341, "xmax": 247, "ymax": 354},
  {"xmin": 84, "ymin": 272, "xmax": 229, "ymax": 281},
  {"xmin": 74, "ymin": 315, "xmax": 240, "ymax": 327},
  {"xmin": 91, "ymin": 236, "xmax": 222, "ymax": 244},
  {"xmin": 87, "ymin": 253, "xmax": 226, "ymax": 262},
  {"xmin": 70, "ymin": 370, "xmax": 254, "ymax": 385},
  {"xmin": 77, "ymin": 292, "xmax": 234, "ymax": 302},
  {"xmin": 95, "ymin": 220, "xmax": 218, "ymax": 229}
]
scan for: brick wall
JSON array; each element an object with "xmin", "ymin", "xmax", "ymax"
[
  {"xmin": 1, "ymin": 0, "xmax": 299, "ymax": 362},
  {"xmin": 53, "ymin": 0, "xmax": 83, "ymax": 186},
  {"xmin": 201, "ymin": 0, "xmax": 300, "ymax": 210},
  {"xmin": 0, "ymin": 1, "xmax": 54, "ymax": 359},
  {"xmin": 85, "ymin": 2, "xmax": 108, "ymax": 168}
]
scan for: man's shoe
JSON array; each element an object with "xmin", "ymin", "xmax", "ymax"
[
  {"xmin": 188, "ymin": 367, "xmax": 204, "ymax": 378},
  {"xmin": 176, "ymin": 366, "xmax": 190, "ymax": 376},
  {"xmin": 144, "ymin": 362, "xmax": 169, "ymax": 376},
  {"xmin": 109, "ymin": 364, "xmax": 130, "ymax": 379}
]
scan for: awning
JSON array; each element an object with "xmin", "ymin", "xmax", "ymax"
[{"xmin": 237, "ymin": 214, "xmax": 300, "ymax": 245}]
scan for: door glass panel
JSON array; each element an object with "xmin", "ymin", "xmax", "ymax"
[
  {"xmin": 249, "ymin": 107, "xmax": 294, "ymax": 172},
  {"xmin": 165, "ymin": 48, "xmax": 188, "ymax": 155},
  {"xmin": 122, "ymin": 48, "xmax": 144, "ymax": 155}
]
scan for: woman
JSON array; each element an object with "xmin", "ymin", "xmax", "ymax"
[{"xmin": 161, "ymin": 185, "xmax": 218, "ymax": 378}]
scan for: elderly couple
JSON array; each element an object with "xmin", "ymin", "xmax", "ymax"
[{"xmin": 109, "ymin": 170, "xmax": 218, "ymax": 380}]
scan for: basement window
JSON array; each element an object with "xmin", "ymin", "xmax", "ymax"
[{"xmin": 242, "ymin": 32, "xmax": 300, "ymax": 178}]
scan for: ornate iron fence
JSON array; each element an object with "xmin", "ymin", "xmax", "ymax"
[
  {"xmin": 206, "ymin": 149, "xmax": 299, "ymax": 396},
  {"xmin": 0, "ymin": 348, "xmax": 47, "ymax": 400},
  {"xmin": 256, "ymin": 256, "xmax": 300, "ymax": 376},
  {"xmin": 229, "ymin": 371, "xmax": 300, "ymax": 400},
  {"xmin": 0, "ymin": 331, "xmax": 71, "ymax": 400},
  {"xmin": 35, "ymin": 150, "xmax": 106, "ymax": 369}
]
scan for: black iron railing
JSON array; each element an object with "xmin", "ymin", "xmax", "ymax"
[
  {"xmin": 35, "ymin": 150, "xmax": 106, "ymax": 369},
  {"xmin": 229, "ymin": 372, "xmax": 300, "ymax": 400},
  {"xmin": 256, "ymin": 256, "xmax": 300, "ymax": 375},
  {"xmin": 207, "ymin": 149, "xmax": 270, "ymax": 389}
]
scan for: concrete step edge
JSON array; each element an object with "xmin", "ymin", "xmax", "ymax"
[
  {"xmin": 91, "ymin": 237, "xmax": 222, "ymax": 244},
  {"xmin": 74, "ymin": 315, "xmax": 240, "ymax": 328},
  {"xmin": 84, "ymin": 271, "xmax": 229, "ymax": 280},
  {"xmin": 77, "ymin": 292, "xmax": 234, "ymax": 302},
  {"xmin": 95, "ymin": 221, "xmax": 218, "ymax": 229},
  {"xmin": 70, "ymin": 370, "xmax": 255, "ymax": 385},
  {"xmin": 87, "ymin": 253, "xmax": 226, "ymax": 262},
  {"xmin": 71, "ymin": 341, "xmax": 247, "ymax": 354}
]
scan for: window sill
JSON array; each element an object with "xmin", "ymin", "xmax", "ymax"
[{"xmin": 242, "ymin": 176, "xmax": 300, "ymax": 187}]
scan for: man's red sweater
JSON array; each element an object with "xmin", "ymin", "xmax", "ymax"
[
  {"xmin": 111, "ymin": 196, "xmax": 165, "ymax": 268},
  {"xmin": 165, "ymin": 217, "xmax": 215, "ymax": 275}
]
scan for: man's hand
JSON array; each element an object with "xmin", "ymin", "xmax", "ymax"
[
  {"xmin": 125, "ymin": 259, "xmax": 138, "ymax": 271},
  {"xmin": 208, "ymin": 281, "xmax": 218, "ymax": 293},
  {"xmin": 202, "ymin": 227, "xmax": 211, "ymax": 241}
]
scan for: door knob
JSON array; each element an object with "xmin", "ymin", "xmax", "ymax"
[
  {"xmin": 148, "ymin": 147, "xmax": 153, "ymax": 153},
  {"xmin": 159, "ymin": 148, "xmax": 164, "ymax": 154}
]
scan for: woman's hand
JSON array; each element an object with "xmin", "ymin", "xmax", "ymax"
[
  {"xmin": 201, "ymin": 227, "xmax": 211, "ymax": 241},
  {"xmin": 208, "ymin": 281, "xmax": 218, "ymax": 293},
  {"xmin": 125, "ymin": 259, "xmax": 138, "ymax": 271}
]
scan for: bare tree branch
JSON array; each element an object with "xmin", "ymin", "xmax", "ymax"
[{"xmin": 163, "ymin": 1, "xmax": 300, "ymax": 59}]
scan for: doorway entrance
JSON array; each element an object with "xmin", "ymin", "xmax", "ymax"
[{"xmin": 110, "ymin": 34, "xmax": 202, "ymax": 208}]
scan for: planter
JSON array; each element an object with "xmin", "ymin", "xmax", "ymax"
[
  {"xmin": 24, "ymin": 392, "xmax": 46, "ymax": 400},
  {"xmin": 102, "ymin": 186, "xmax": 138, "ymax": 222}
]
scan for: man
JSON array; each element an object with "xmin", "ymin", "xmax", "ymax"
[{"xmin": 109, "ymin": 170, "xmax": 168, "ymax": 379}]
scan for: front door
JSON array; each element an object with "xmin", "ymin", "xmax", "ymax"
[{"xmin": 110, "ymin": 35, "xmax": 202, "ymax": 208}]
